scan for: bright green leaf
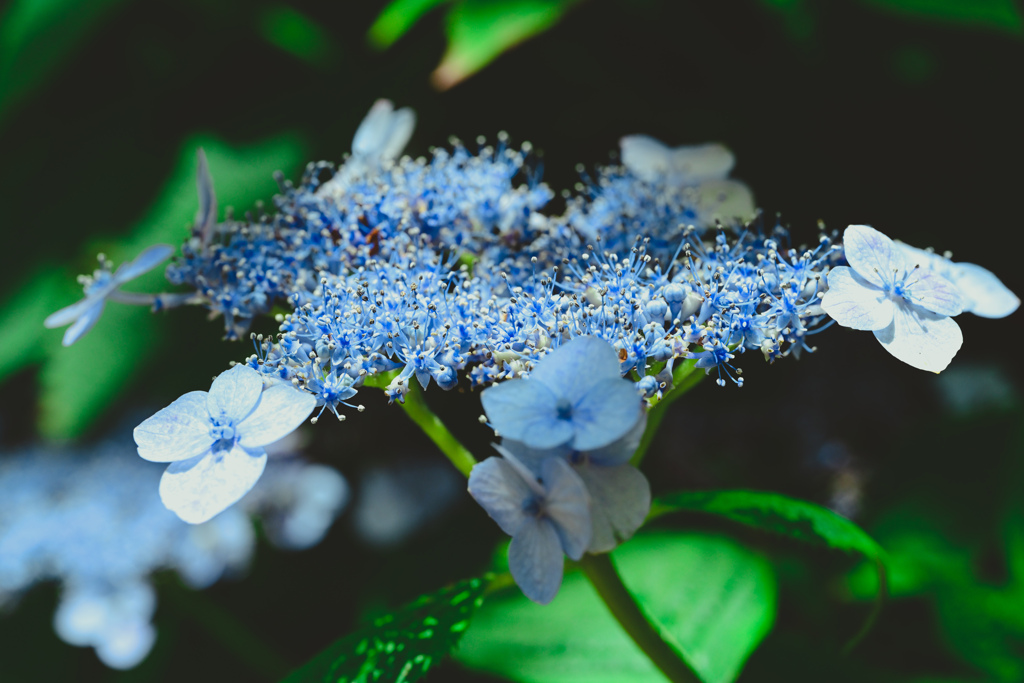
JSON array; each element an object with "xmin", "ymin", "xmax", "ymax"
[
  {"xmin": 0, "ymin": 267, "xmax": 68, "ymax": 384},
  {"xmin": 860, "ymin": 0, "xmax": 1023, "ymax": 35},
  {"xmin": 368, "ymin": 0, "xmax": 451, "ymax": 49},
  {"xmin": 431, "ymin": 0, "xmax": 581, "ymax": 90},
  {"xmin": 456, "ymin": 532, "xmax": 776, "ymax": 683},
  {"xmin": 651, "ymin": 489, "xmax": 886, "ymax": 562},
  {"xmin": 281, "ymin": 577, "xmax": 489, "ymax": 683},
  {"xmin": 0, "ymin": 0, "xmax": 129, "ymax": 124},
  {"xmin": 35, "ymin": 133, "xmax": 306, "ymax": 439}
]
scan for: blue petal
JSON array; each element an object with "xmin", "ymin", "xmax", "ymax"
[
  {"xmin": 540, "ymin": 457, "xmax": 591, "ymax": 561},
  {"xmin": 480, "ymin": 379, "xmax": 573, "ymax": 449},
  {"xmin": 159, "ymin": 446, "xmax": 268, "ymax": 524},
  {"xmin": 954, "ymin": 262, "xmax": 1019, "ymax": 319},
  {"xmin": 529, "ymin": 336, "xmax": 623, "ymax": 406},
  {"xmin": 206, "ymin": 365, "xmax": 263, "ymax": 423},
  {"xmin": 586, "ymin": 412, "xmax": 647, "ymax": 467},
  {"xmin": 194, "ymin": 148, "xmax": 217, "ymax": 244},
  {"xmin": 569, "ymin": 377, "xmax": 643, "ymax": 451},
  {"xmin": 508, "ymin": 517, "xmax": 565, "ymax": 605},
  {"xmin": 61, "ymin": 299, "xmax": 106, "ymax": 346},
  {"xmin": 352, "ymin": 99, "xmax": 416, "ymax": 160},
  {"xmin": 574, "ymin": 463, "xmax": 651, "ymax": 553},
  {"xmin": 44, "ymin": 294, "xmax": 101, "ymax": 329},
  {"xmin": 134, "ymin": 391, "xmax": 214, "ymax": 462},
  {"xmin": 237, "ymin": 384, "xmax": 317, "ymax": 448},
  {"xmin": 113, "ymin": 244, "xmax": 175, "ymax": 284},
  {"xmin": 468, "ymin": 456, "xmax": 534, "ymax": 536},
  {"xmin": 492, "ymin": 439, "xmax": 571, "ymax": 477}
]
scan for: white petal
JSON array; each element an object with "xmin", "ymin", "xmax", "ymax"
[
  {"xmin": 540, "ymin": 457, "xmax": 591, "ymax": 560},
  {"xmin": 237, "ymin": 384, "xmax": 316, "ymax": 448},
  {"xmin": 953, "ymin": 262, "xmax": 1019, "ymax": 318},
  {"xmin": 468, "ymin": 457, "xmax": 533, "ymax": 536},
  {"xmin": 669, "ymin": 143, "xmax": 735, "ymax": 183},
  {"xmin": 620, "ymin": 136, "xmax": 734, "ymax": 184},
  {"xmin": 843, "ymin": 225, "xmax": 905, "ymax": 289},
  {"xmin": 206, "ymin": 365, "xmax": 263, "ymax": 423},
  {"xmin": 61, "ymin": 299, "xmax": 106, "ymax": 346},
  {"xmin": 134, "ymin": 391, "xmax": 214, "ymax": 462},
  {"xmin": 907, "ymin": 270, "xmax": 962, "ymax": 317},
  {"xmin": 873, "ymin": 304, "xmax": 963, "ymax": 373},
  {"xmin": 113, "ymin": 244, "xmax": 175, "ymax": 284},
  {"xmin": 821, "ymin": 266, "xmax": 894, "ymax": 331},
  {"xmin": 619, "ymin": 135, "xmax": 674, "ymax": 182},
  {"xmin": 692, "ymin": 179, "xmax": 755, "ymax": 225},
  {"xmin": 44, "ymin": 295, "xmax": 100, "ymax": 328},
  {"xmin": 575, "ymin": 463, "xmax": 651, "ymax": 553},
  {"xmin": 159, "ymin": 446, "xmax": 267, "ymax": 524},
  {"xmin": 194, "ymin": 148, "xmax": 217, "ymax": 244},
  {"xmin": 352, "ymin": 99, "xmax": 416, "ymax": 160},
  {"xmin": 95, "ymin": 620, "xmax": 156, "ymax": 670},
  {"xmin": 508, "ymin": 517, "xmax": 565, "ymax": 605}
]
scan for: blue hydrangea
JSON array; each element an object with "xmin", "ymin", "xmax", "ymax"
[
  {"xmin": 480, "ymin": 336, "xmax": 644, "ymax": 451},
  {"xmin": 468, "ymin": 449, "xmax": 591, "ymax": 604},
  {"xmin": 821, "ymin": 225, "xmax": 964, "ymax": 372},
  {"xmin": 134, "ymin": 365, "xmax": 317, "ymax": 523}
]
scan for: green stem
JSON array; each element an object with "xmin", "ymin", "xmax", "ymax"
[
  {"xmin": 579, "ymin": 554, "xmax": 701, "ymax": 683},
  {"xmin": 631, "ymin": 359, "xmax": 703, "ymax": 467},
  {"xmin": 398, "ymin": 381, "xmax": 478, "ymax": 477}
]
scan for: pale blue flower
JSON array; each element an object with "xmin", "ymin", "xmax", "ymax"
[
  {"xmin": 497, "ymin": 414, "xmax": 651, "ymax": 554},
  {"xmin": 894, "ymin": 241, "xmax": 1019, "ymax": 319},
  {"xmin": 480, "ymin": 336, "xmax": 643, "ymax": 451},
  {"xmin": 350, "ymin": 98, "xmax": 416, "ymax": 161},
  {"xmin": 134, "ymin": 365, "xmax": 317, "ymax": 523},
  {"xmin": 468, "ymin": 451, "xmax": 591, "ymax": 604},
  {"xmin": 822, "ymin": 224, "xmax": 964, "ymax": 372},
  {"xmin": 44, "ymin": 244, "xmax": 175, "ymax": 346}
]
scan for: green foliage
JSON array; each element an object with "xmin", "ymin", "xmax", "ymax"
[
  {"xmin": 368, "ymin": 0, "xmax": 450, "ymax": 49},
  {"xmin": 652, "ymin": 489, "xmax": 886, "ymax": 562},
  {"xmin": 281, "ymin": 577, "xmax": 489, "ymax": 683},
  {"xmin": 456, "ymin": 531, "xmax": 777, "ymax": 683},
  {"xmin": 861, "ymin": 0, "xmax": 1023, "ymax": 34},
  {"xmin": 0, "ymin": 0, "xmax": 128, "ymax": 124},
  {"xmin": 258, "ymin": 4, "xmax": 333, "ymax": 65},
  {"xmin": 3, "ymin": 134, "xmax": 305, "ymax": 438}
]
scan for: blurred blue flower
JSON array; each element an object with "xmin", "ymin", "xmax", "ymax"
[
  {"xmin": 468, "ymin": 451, "xmax": 591, "ymax": 604},
  {"xmin": 134, "ymin": 365, "xmax": 316, "ymax": 523},
  {"xmin": 480, "ymin": 336, "xmax": 643, "ymax": 451},
  {"xmin": 44, "ymin": 244, "xmax": 175, "ymax": 346},
  {"xmin": 821, "ymin": 224, "xmax": 964, "ymax": 372}
]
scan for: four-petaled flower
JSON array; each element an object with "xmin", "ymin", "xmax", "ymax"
[
  {"xmin": 134, "ymin": 365, "xmax": 316, "ymax": 523},
  {"xmin": 44, "ymin": 244, "xmax": 175, "ymax": 346},
  {"xmin": 468, "ymin": 450, "xmax": 591, "ymax": 604},
  {"xmin": 480, "ymin": 336, "xmax": 643, "ymax": 451},
  {"xmin": 822, "ymin": 224, "xmax": 963, "ymax": 373}
]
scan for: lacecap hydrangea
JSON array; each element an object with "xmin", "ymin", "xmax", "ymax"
[{"xmin": 44, "ymin": 99, "xmax": 1018, "ymax": 603}]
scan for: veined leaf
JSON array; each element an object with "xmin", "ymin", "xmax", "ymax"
[
  {"xmin": 35, "ymin": 133, "xmax": 306, "ymax": 439},
  {"xmin": 456, "ymin": 532, "xmax": 776, "ymax": 683},
  {"xmin": 282, "ymin": 576, "xmax": 488, "ymax": 683}
]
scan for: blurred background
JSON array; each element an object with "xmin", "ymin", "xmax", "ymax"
[{"xmin": 0, "ymin": 0, "xmax": 1022, "ymax": 681}]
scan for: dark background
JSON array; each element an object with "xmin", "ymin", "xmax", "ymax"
[{"xmin": 0, "ymin": 0, "xmax": 1022, "ymax": 681}]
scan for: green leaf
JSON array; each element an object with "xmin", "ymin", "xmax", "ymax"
[
  {"xmin": 0, "ymin": 267, "xmax": 68, "ymax": 384},
  {"xmin": 651, "ymin": 489, "xmax": 885, "ymax": 561},
  {"xmin": 456, "ymin": 532, "xmax": 777, "ymax": 683},
  {"xmin": 368, "ymin": 0, "xmax": 451, "ymax": 49},
  {"xmin": 431, "ymin": 0, "xmax": 581, "ymax": 90},
  {"xmin": 282, "ymin": 577, "xmax": 489, "ymax": 683},
  {"xmin": 34, "ymin": 132, "xmax": 306, "ymax": 438},
  {"xmin": 258, "ymin": 4, "xmax": 333, "ymax": 65},
  {"xmin": 0, "ymin": 0, "xmax": 129, "ymax": 125},
  {"xmin": 860, "ymin": 0, "xmax": 1023, "ymax": 35}
]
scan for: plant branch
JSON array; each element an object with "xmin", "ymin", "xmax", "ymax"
[
  {"xmin": 398, "ymin": 381, "xmax": 478, "ymax": 477},
  {"xmin": 631, "ymin": 359, "xmax": 702, "ymax": 467}
]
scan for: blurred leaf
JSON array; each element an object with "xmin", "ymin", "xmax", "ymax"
[
  {"xmin": 860, "ymin": 0, "xmax": 1023, "ymax": 34},
  {"xmin": 281, "ymin": 576, "xmax": 488, "ymax": 683},
  {"xmin": 34, "ymin": 133, "xmax": 306, "ymax": 439},
  {"xmin": 0, "ymin": 267, "xmax": 67, "ymax": 384},
  {"xmin": 431, "ymin": 0, "xmax": 581, "ymax": 90},
  {"xmin": 456, "ymin": 532, "xmax": 777, "ymax": 683},
  {"xmin": 0, "ymin": 0, "xmax": 129, "ymax": 124},
  {"xmin": 258, "ymin": 4, "xmax": 333, "ymax": 65},
  {"xmin": 368, "ymin": 0, "xmax": 451, "ymax": 49}
]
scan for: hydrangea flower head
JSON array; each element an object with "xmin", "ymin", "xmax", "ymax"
[
  {"xmin": 468, "ymin": 450, "xmax": 591, "ymax": 604},
  {"xmin": 44, "ymin": 244, "xmax": 174, "ymax": 346},
  {"xmin": 480, "ymin": 336, "xmax": 643, "ymax": 451},
  {"xmin": 134, "ymin": 365, "xmax": 316, "ymax": 523},
  {"xmin": 821, "ymin": 224, "xmax": 964, "ymax": 372}
]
